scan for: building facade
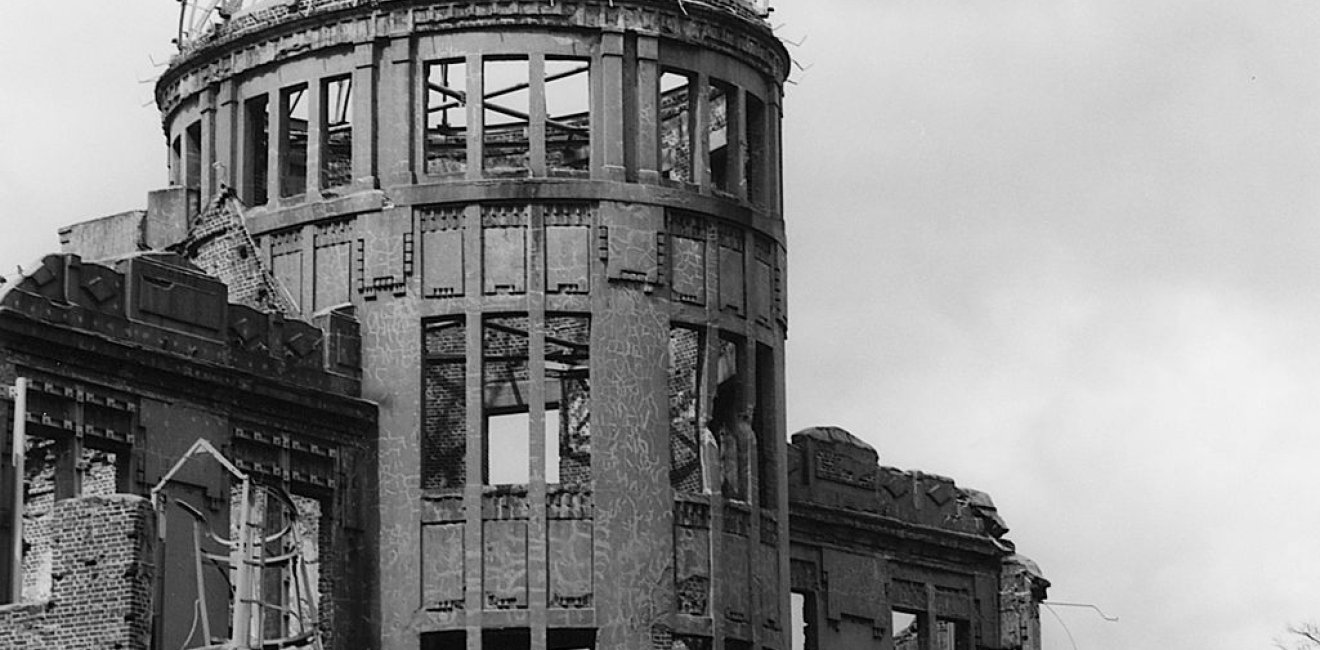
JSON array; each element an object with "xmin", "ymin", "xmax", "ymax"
[{"xmin": 0, "ymin": 1, "xmax": 1046, "ymax": 649}]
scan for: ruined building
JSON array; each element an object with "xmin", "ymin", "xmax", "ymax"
[{"xmin": 0, "ymin": 1, "xmax": 1047, "ymax": 649}]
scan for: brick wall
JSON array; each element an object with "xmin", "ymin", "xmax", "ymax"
[
  {"xmin": 0, "ymin": 494, "xmax": 156, "ymax": 650},
  {"xmin": 183, "ymin": 191, "xmax": 297, "ymax": 314}
]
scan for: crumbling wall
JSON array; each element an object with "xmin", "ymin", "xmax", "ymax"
[
  {"xmin": 0, "ymin": 495, "xmax": 156, "ymax": 650},
  {"xmin": 181, "ymin": 190, "xmax": 298, "ymax": 314}
]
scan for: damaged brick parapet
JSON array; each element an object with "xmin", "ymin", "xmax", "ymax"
[
  {"xmin": 0, "ymin": 495, "xmax": 156, "ymax": 650},
  {"xmin": 0, "ymin": 253, "xmax": 361, "ymax": 394},
  {"xmin": 787, "ymin": 426, "xmax": 1013, "ymax": 541}
]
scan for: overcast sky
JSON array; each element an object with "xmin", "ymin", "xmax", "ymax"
[{"xmin": 2, "ymin": 2, "xmax": 1318, "ymax": 649}]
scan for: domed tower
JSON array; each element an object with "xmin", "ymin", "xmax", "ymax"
[{"xmin": 156, "ymin": 1, "xmax": 790, "ymax": 649}]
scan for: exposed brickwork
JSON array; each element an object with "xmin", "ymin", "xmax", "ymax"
[
  {"xmin": 669, "ymin": 326, "xmax": 704, "ymax": 493},
  {"xmin": 423, "ymin": 318, "xmax": 467, "ymax": 490},
  {"xmin": 181, "ymin": 190, "xmax": 297, "ymax": 314},
  {"xmin": 0, "ymin": 495, "xmax": 155, "ymax": 650}
]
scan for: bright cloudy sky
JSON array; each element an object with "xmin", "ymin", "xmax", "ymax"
[{"xmin": 2, "ymin": 2, "xmax": 1318, "ymax": 650}]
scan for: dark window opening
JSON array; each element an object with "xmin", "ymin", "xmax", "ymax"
[
  {"xmin": 185, "ymin": 121, "xmax": 203, "ymax": 190},
  {"xmin": 548, "ymin": 627, "xmax": 597, "ymax": 650},
  {"xmin": 660, "ymin": 71, "xmax": 694, "ymax": 184},
  {"xmin": 420, "ymin": 630, "xmax": 465, "ymax": 650},
  {"xmin": 484, "ymin": 58, "xmax": 531, "ymax": 173},
  {"xmin": 707, "ymin": 79, "xmax": 735, "ymax": 193},
  {"xmin": 545, "ymin": 59, "xmax": 591, "ymax": 175},
  {"xmin": 714, "ymin": 335, "xmax": 747, "ymax": 501},
  {"xmin": 245, "ymin": 94, "xmax": 269, "ymax": 205},
  {"xmin": 426, "ymin": 60, "xmax": 468, "ymax": 175},
  {"xmin": 483, "ymin": 628, "xmax": 531, "ymax": 649},
  {"xmin": 170, "ymin": 135, "xmax": 183, "ymax": 186},
  {"xmin": 745, "ymin": 92, "xmax": 767, "ymax": 204},
  {"xmin": 280, "ymin": 84, "xmax": 309, "ymax": 198},
  {"xmin": 322, "ymin": 76, "xmax": 353, "ymax": 189},
  {"xmin": 545, "ymin": 315, "xmax": 591, "ymax": 487},
  {"xmin": 668, "ymin": 325, "xmax": 707, "ymax": 494},
  {"xmin": 423, "ymin": 318, "xmax": 467, "ymax": 490}
]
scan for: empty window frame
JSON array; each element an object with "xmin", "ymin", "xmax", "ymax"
[
  {"xmin": 322, "ymin": 75, "xmax": 353, "ymax": 189},
  {"xmin": 545, "ymin": 58, "xmax": 591, "ymax": 175},
  {"xmin": 483, "ymin": 628, "xmax": 531, "ymax": 649},
  {"xmin": 668, "ymin": 325, "xmax": 706, "ymax": 493},
  {"xmin": 483, "ymin": 314, "xmax": 591, "ymax": 486},
  {"xmin": 548, "ymin": 628, "xmax": 597, "ymax": 650},
  {"xmin": 707, "ymin": 78, "xmax": 736, "ymax": 193},
  {"xmin": 280, "ymin": 84, "xmax": 310, "ymax": 198},
  {"xmin": 659, "ymin": 70, "xmax": 695, "ymax": 184},
  {"xmin": 245, "ymin": 94, "xmax": 270, "ymax": 205},
  {"xmin": 892, "ymin": 610, "xmax": 919, "ymax": 647},
  {"xmin": 420, "ymin": 630, "xmax": 465, "ymax": 650},
  {"xmin": 484, "ymin": 58, "xmax": 532, "ymax": 173},
  {"xmin": 713, "ymin": 334, "xmax": 748, "ymax": 500},
  {"xmin": 170, "ymin": 135, "xmax": 183, "ymax": 186},
  {"xmin": 484, "ymin": 314, "xmax": 532, "ymax": 485},
  {"xmin": 423, "ymin": 318, "xmax": 467, "ymax": 490},
  {"xmin": 791, "ymin": 593, "xmax": 817, "ymax": 650},
  {"xmin": 426, "ymin": 60, "xmax": 468, "ymax": 175},
  {"xmin": 185, "ymin": 120, "xmax": 203, "ymax": 190},
  {"xmin": 744, "ymin": 92, "xmax": 767, "ymax": 204},
  {"xmin": 545, "ymin": 315, "xmax": 590, "ymax": 487}
]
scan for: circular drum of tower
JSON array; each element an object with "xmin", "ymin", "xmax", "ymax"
[{"xmin": 156, "ymin": 2, "xmax": 790, "ymax": 649}]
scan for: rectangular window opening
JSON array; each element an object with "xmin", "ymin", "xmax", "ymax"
[
  {"xmin": 170, "ymin": 135, "xmax": 183, "ymax": 186},
  {"xmin": 280, "ymin": 84, "xmax": 309, "ymax": 198},
  {"xmin": 708, "ymin": 79, "xmax": 735, "ymax": 193},
  {"xmin": 488, "ymin": 411, "xmax": 531, "ymax": 486},
  {"xmin": 545, "ymin": 58, "xmax": 591, "ymax": 175},
  {"xmin": 484, "ymin": 58, "xmax": 531, "ymax": 173},
  {"xmin": 185, "ymin": 121, "xmax": 203, "ymax": 190},
  {"xmin": 660, "ymin": 71, "xmax": 694, "ymax": 184},
  {"xmin": 715, "ymin": 334, "xmax": 747, "ymax": 501},
  {"xmin": 668, "ymin": 325, "xmax": 705, "ymax": 494},
  {"xmin": 423, "ymin": 318, "xmax": 468, "ymax": 490},
  {"xmin": 549, "ymin": 627, "xmax": 597, "ymax": 650},
  {"xmin": 322, "ymin": 76, "xmax": 353, "ymax": 189},
  {"xmin": 790, "ymin": 593, "xmax": 816, "ymax": 650},
  {"xmin": 484, "ymin": 315, "xmax": 531, "ymax": 486},
  {"xmin": 245, "ymin": 94, "xmax": 269, "ymax": 205},
  {"xmin": 426, "ymin": 60, "xmax": 468, "ymax": 175},
  {"xmin": 483, "ymin": 628, "xmax": 531, "ymax": 649},
  {"xmin": 420, "ymin": 630, "xmax": 466, "ymax": 650},
  {"xmin": 892, "ymin": 610, "xmax": 919, "ymax": 647},
  {"xmin": 547, "ymin": 315, "xmax": 591, "ymax": 488}
]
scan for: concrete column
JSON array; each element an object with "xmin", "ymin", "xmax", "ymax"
[
  {"xmin": 201, "ymin": 88, "xmax": 217, "ymax": 201},
  {"xmin": 380, "ymin": 37, "xmax": 415, "ymax": 187},
  {"xmin": 215, "ymin": 80, "xmax": 237, "ymax": 194},
  {"xmin": 693, "ymin": 73, "xmax": 711, "ymax": 192},
  {"xmin": 527, "ymin": 206, "xmax": 548, "ymax": 650},
  {"xmin": 635, "ymin": 36, "xmax": 660, "ymax": 185},
  {"xmin": 466, "ymin": 53, "xmax": 484, "ymax": 181},
  {"xmin": 597, "ymin": 31, "xmax": 626, "ymax": 181},
  {"xmin": 266, "ymin": 89, "xmax": 281, "ymax": 205},
  {"xmin": 729, "ymin": 88, "xmax": 746, "ymax": 200},
  {"xmin": 529, "ymin": 54, "xmax": 547, "ymax": 177},
  {"xmin": 352, "ymin": 41, "xmax": 378, "ymax": 190},
  {"xmin": 305, "ymin": 79, "xmax": 324, "ymax": 200}
]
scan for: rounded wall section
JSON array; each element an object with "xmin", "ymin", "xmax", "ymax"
[{"xmin": 156, "ymin": 3, "xmax": 790, "ymax": 650}]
